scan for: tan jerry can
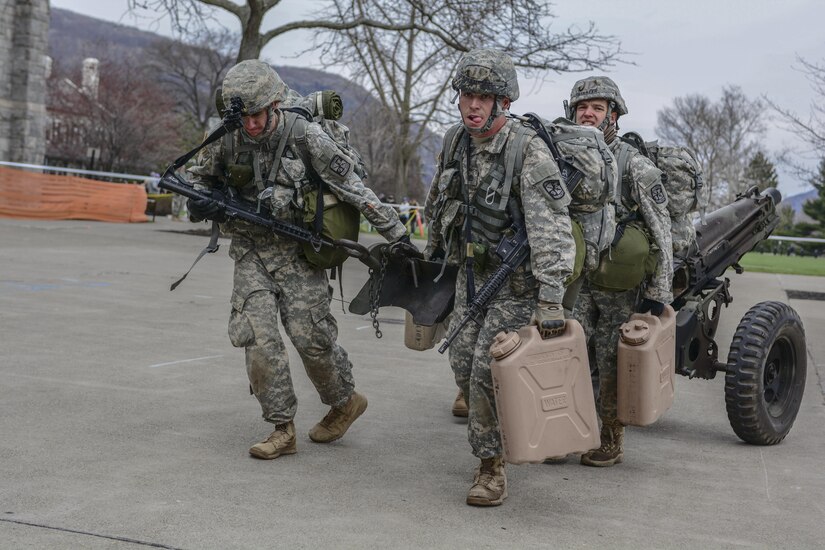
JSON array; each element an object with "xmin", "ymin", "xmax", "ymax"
[
  {"xmin": 617, "ymin": 304, "xmax": 677, "ymax": 426},
  {"xmin": 490, "ymin": 320, "xmax": 600, "ymax": 465},
  {"xmin": 404, "ymin": 311, "xmax": 447, "ymax": 351}
]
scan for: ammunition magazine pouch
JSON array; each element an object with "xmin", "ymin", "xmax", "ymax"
[{"xmin": 589, "ymin": 222, "xmax": 657, "ymax": 292}]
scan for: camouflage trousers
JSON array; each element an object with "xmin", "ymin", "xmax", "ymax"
[
  {"xmin": 572, "ymin": 281, "xmax": 637, "ymax": 425},
  {"xmin": 448, "ymin": 267, "xmax": 537, "ymax": 459},
  {"xmin": 227, "ymin": 247, "xmax": 354, "ymax": 425}
]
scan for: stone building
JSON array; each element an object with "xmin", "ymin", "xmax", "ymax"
[{"xmin": 0, "ymin": 0, "xmax": 49, "ymax": 165}]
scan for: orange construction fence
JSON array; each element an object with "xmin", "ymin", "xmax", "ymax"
[{"xmin": 0, "ymin": 166, "xmax": 148, "ymax": 223}]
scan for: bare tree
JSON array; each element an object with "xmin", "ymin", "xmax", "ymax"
[
  {"xmin": 127, "ymin": 0, "xmax": 476, "ymax": 62},
  {"xmin": 656, "ymin": 86, "xmax": 765, "ymax": 207},
  {"xmin": 145, "ymin": 28, "xmax": 238, "ymax": 141},
  {"xmin": 128, "ymin": 0, "xmax": 623, "ymax": 197},
  {"xmin": 766, "ymin": 55, "xmax": 825, "ymax": 180},
  {"xmin": 317, "ymin": 0, "xmax": 623, "ymax": 197},
  {"xmin": 50, "ymin": 55, "xmax": 181, "ymax": 174}
]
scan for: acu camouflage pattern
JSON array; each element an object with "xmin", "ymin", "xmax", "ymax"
[
  {"xmin": 611, "ymin": 141, "xmax": 674, "ymax": 304},
  {"xmin": 187, "ymin": 109, "xmax": 405, "ymax": 425},
  {"xmin": 568, "ymin": 76, "xmax": 628, "ymax": 116},
  {"xmin": 426, "ymin": 118, "xmax": 575, "ymax": 458},
  {"xmin": 546, "ymin": 116, "xmax": 618, "ymax": 273},
  {"xmin": 222, "ymin": 60, "xmax": 288, "ymax": 115},
  {"xmin": 451, "ymin": 48, "xmax": 520, "ymax": 101},
  {"xmin": 449, "ymin": 267, "xmax": 536, "ymax": 458},
  {"xmin": 573, "ymin": 281, "xmax": 637, "ymax": 426},
  {"xmin": 651, "ymin": 144, "xmax": 707, "ymax": 253}
]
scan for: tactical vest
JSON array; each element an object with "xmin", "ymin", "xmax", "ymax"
[
  {"xmin": 437, "ymin": 123, "xmax": 587, "ymax": 287},
  {"xmin": 440, "ymin": 123, "xmax": 532, "ymax": 270}
]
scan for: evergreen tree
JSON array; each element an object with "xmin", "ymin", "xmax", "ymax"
[
  {"xmin": 802, "ymin": 157, "xmax": 825, "ymax": 232},
  {"xmin": 744, "ymin": 150, "xmax": 779, "ymax": 191}
]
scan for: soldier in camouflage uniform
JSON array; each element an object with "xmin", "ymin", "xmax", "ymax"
[
  {"xmin": 186, "ymin": 60, "xmax": 409, "ymax": 460},
  {"xmin": 566, "ymin": 76, "xmax": 674, "ymax": 466},
  {"xmin": 425, "ymin": 49, "xmax": 576, "ymax": 506}
]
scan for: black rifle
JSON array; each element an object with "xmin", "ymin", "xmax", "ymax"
[
  {"xmin": 157, "ymin": 173, "xmax": 376, "ymax": 269},
  {"xmin": 437, "ymin": 202, "xmax": 530, "ymax": 354}
]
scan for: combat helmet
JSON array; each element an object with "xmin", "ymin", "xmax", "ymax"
[
  {"xmin": 222, "ymin": 60, "xmax": 288, "ymax": 116},
  {"xmin": 451, "ymin": 48, "xmax": 519, "ymax": 101},
  {"xmin": 451, "ymin": 49, "xmax": 519, "ymax": 134},
  {"xmin": 567, "ymin": 76, "xmax": 628, "ymax": 120}
]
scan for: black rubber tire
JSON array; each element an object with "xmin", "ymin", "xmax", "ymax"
[{"xmin": 725, "ymin": 301, "xmax": 806, "ymax": 445}]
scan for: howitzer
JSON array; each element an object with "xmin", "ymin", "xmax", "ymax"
[
  {"xmin": 671, "ymin": 186, "xmax": 806, "ymax": 445},
  {"xmin": 437, "ymin": 221, "xmax": 530, "ymax": 354}
]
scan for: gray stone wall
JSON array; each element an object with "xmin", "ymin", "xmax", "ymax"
[{"xmin": 0, "ymin": 0, "xmax": 49, "ymax": 164}]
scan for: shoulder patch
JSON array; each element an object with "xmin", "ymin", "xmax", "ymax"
[
  {"xmin": 329, "ymin": 154, "xmax": 352, "ymax": 177},
  {"xmin": 650, "ymin": 182, "xmax": 667, "ymax": 204},
  {"xmin": 543, "ymin": 179, "xmax": 566, "ymax": 200}
]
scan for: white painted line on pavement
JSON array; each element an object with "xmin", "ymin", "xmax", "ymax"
[
  {"xmin": 149, "ymin": 355, "xmax": 223, "ymax": 368},
  {"xmin": 760, "ymin": 449, "xmax": 771, "ymax": 501}
]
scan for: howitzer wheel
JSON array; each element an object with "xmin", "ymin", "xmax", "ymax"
[{"xmin": 724, "ymin": 301, "xmax": 806, "ymax": 445}]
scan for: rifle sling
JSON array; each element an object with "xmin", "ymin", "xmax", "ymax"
[{"xmin": 169, "ymin": 220, "xmax": 221, "ymax": 291}]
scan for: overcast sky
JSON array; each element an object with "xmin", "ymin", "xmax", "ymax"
[{"xmin": 51, "ymin": 0, "xmax": 825, "ymax": 197}]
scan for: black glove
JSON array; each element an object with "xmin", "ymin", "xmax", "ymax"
[
  {"xmin": 390, "ymin": 234, "xmax": 423, "ymax": 259},
  {"xmin": 637, "ymin": 298, "xmax": 665, "ymax": 316},
  {"xmin": 187, "ymin": 189, "xmax": 227, "ymax": 223},
  {"xmin": 531, "ymin": 301, "xmax": 566, "ymax": 339}
]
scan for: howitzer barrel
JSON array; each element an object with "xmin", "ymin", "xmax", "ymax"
[{"xmin": 672, "ymin": 186, "xmax": 781, "ymax": 308}]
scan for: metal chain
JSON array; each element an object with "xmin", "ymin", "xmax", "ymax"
[{"xmin": 367, "ymin": 246, "xmax": 389, "ymax": 338}]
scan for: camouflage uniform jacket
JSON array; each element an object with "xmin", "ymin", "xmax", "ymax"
[
  {"xmin": 187, "ymin": 113, "xmax": 406, "ymax": 267},
  {"xmin": 425, "ymin": 119, "xmax": 575, "ymax": 304},
  {"xmin": 612, "ymin": 140, "xmax": 674, "ymax": 304}
]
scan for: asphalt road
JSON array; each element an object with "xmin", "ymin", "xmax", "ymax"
[{"xmin": 1, "ymin": 217, "xmax": 823, "ymax": 549}]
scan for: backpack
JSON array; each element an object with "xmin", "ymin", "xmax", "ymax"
[
  {"xmin": 520, "ymin": 114, "xmax": 617, "ymax": 275},
  {"xmin": 282, "ymin": 90, "xmax": 368, "ymax": 179},
  {"xmin": 620, "ymin": 132, "xmax": 707, "ymax": 250},
  {"xmin": 277, "ymin": 105, "xmax": 363, "ymax": 270}
]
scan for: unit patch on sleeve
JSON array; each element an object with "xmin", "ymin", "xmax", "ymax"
[
  {"xmin": 650, "ymin": 183, "xmax": 667, "ymax": 204},
  {"xmin": 329, "ymin": 154, "xmax": 352, "ymax": 177},
  {"xmin": 543, "ymin": 179, "xmax": 566, "ymax": 200}
]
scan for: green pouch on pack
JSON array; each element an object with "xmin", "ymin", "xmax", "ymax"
[
  {"xmin": 569, "ymin": 218, "xmax": 586, "ymax": 285},
  {"xmin": 226, "ymin": 164, "xmax": 254, "ymax": 188},
  {"xmin": 589, "ymin": 222, "xmax": 652, "ymax": 292},
  {"xmin": 301, "ymin": 189, "xmax": 361, "ymax": 269}
]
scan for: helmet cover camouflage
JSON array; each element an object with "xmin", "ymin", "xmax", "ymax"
[
  {"xmin": 451, "ymin": 49, "xmax": 520, "ymax": 102},
  {"xmin": 222, "ymin": 60, "xmax": 288, "ymax": 115},
  {"xmin": 569, "ymin": 76, "xmax": 628, "ymax": 116}
]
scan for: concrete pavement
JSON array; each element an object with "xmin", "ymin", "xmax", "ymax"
[{"xmin": 1, "ymin": 216, "xmax": 823, "ymax": 549}]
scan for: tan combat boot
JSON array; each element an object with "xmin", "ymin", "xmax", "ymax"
[
  {"xmin": 249, "ymin": 421, "xmax": 297, "ymax": 460},
  {"xmin": 452, "ymin": 389, "xmax": 468, "ymax": 417},
  {"xmin": 308, "ymin": 392, "xmax": 368, "ymax": 443},
  {"xmin": 580, "ymin": 422, "xmax": 624, "ymax": 467},
  {"xmin": 466, "ymin": 456, "xmax": 507, "ymax": 506}
]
